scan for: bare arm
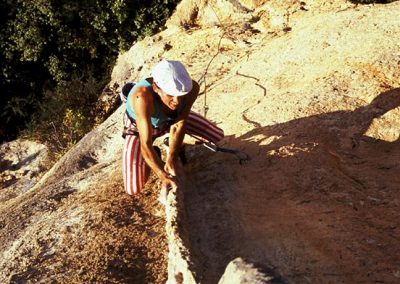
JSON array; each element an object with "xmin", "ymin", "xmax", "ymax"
[
  {"xmin": 132, "ymin": 87, "xmax": 175, "ymax": 185},
  {"xmin": 165, "ymin": 80, "xmax": 200, "ymax": 173}
]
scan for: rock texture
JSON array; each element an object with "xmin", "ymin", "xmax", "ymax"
[
  {"xmin": 165, "ymin": 186, "xmax": 197, "ymax": 284},
  {"xmin": 0, "ymin": 110, "xmax": 168, "ymax": 283},
  {"xmin": 1, "ymin": 0, "xmax": 400, "ymax": 283},
  {"xmin": 0, "ymin": 140, "xmax": 48, "ymax": 203},
  {"xmin": 218, "ymin": 258, "xmax": 274, "ymax": 284}
]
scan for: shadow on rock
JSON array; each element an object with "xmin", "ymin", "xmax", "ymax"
[{"xmin": 184, "ymin": 88, "xmax": 400, "ymax": 283}]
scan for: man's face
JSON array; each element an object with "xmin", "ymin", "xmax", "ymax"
[{"xmin": 154, "ymin": 84, "xmax": 183, "ymax": 110}]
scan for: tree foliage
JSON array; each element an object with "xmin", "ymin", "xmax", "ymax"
[
  {"xmin": 349, "ymin": 0, "xmax": 397, "ymax": 3},
  {"xmin": 0, "ymin": 0, "xmax": 179, "ymax": 143}
]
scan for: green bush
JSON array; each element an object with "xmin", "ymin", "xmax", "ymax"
[
  {"xmin": 349, "ymin": 0, "xmax": 397, "ymax": 3},
  {"xmin": 21, "ymin": 73, "xmax": 103, "ymax": 155},
  {"xmin": 1, "ymin": 0, "xmax": 180, "ymax": 146}
]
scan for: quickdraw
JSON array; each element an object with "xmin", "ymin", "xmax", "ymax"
[{"xmin": 202, "ymin": 142, "xmax": 251, "ymax": 165}]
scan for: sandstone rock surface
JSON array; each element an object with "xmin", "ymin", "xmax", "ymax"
[
  {"xmin": 218, "ymin": 258, "xmax": 274, "ymax": 284},
  {"xmin": 0, "ymin": 140, "xmax": 48, "ymax": 203}
]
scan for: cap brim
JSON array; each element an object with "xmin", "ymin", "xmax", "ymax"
[{"xmin": 171, "ymin": 90, "xmax": 189, "ymax": 96}]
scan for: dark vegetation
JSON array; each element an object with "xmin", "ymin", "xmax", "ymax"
[
  {"xmin": 0, "ymin": 0, "xmax": 179, "ymax": 155},
  {"xmin": 350, "ymin": 0, "xmax": 397, "ymax": 3}
]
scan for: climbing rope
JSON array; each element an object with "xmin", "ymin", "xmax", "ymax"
[
  {"xmin": 197, "ymin": 4, "xmax": 226, "ymax": 118},
  {"xmin": 195, "ymin": 3, "xmax": 251, "ymax": 165},
  {"xmin": 198, "ymin": 31, "xmax": 226, "ymax": 117}
]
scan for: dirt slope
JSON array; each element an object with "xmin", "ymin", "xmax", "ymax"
[{"xmin": 0, "ymin": 109, "xmax": 168, "ymax": 283}]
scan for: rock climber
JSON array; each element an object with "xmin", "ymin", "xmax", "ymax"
[{"xmin": 122, "ymin": 59, "xmax": 224, "ymax": 202}]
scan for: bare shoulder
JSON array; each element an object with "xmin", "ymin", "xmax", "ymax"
[
  {"xmin": 131, "ymin": 86, "xmax": 154, "ymax": 116},
  {"xmin": 130, "ymin": 86, "xmax": 153, "ymax": 106},
  {"xmin": 133, "ymin": 86, "xmax": 152, "ymax": 100}
]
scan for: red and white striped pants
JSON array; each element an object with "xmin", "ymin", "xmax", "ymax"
[{"xmin": 122, "ymin": 111, "xmax": 224, "ymax": 195}]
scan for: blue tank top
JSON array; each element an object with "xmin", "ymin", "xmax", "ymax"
[{"xmin": 126, "ymin": 79, "xmax": 185, "ymax": 128}]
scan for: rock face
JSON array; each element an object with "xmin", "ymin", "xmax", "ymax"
[
  {"xmin": 2, "ymin": 0, "xmax": 400, "ymax": 283},
  {"xmin": 0, "ymin": 110, "xmax": 168, "ymax": 283},
  {"xmin": 218, "ymin": 258, "xmax": 274, "ymax": 284},
  {"xmin": 0, "ymin": 140, "xmax": 48, "ymax": 203}
]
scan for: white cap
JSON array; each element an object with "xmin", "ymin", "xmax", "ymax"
[{"xmin": 152, "ymin": 59, "xmax": 193, "ymax": 96}]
